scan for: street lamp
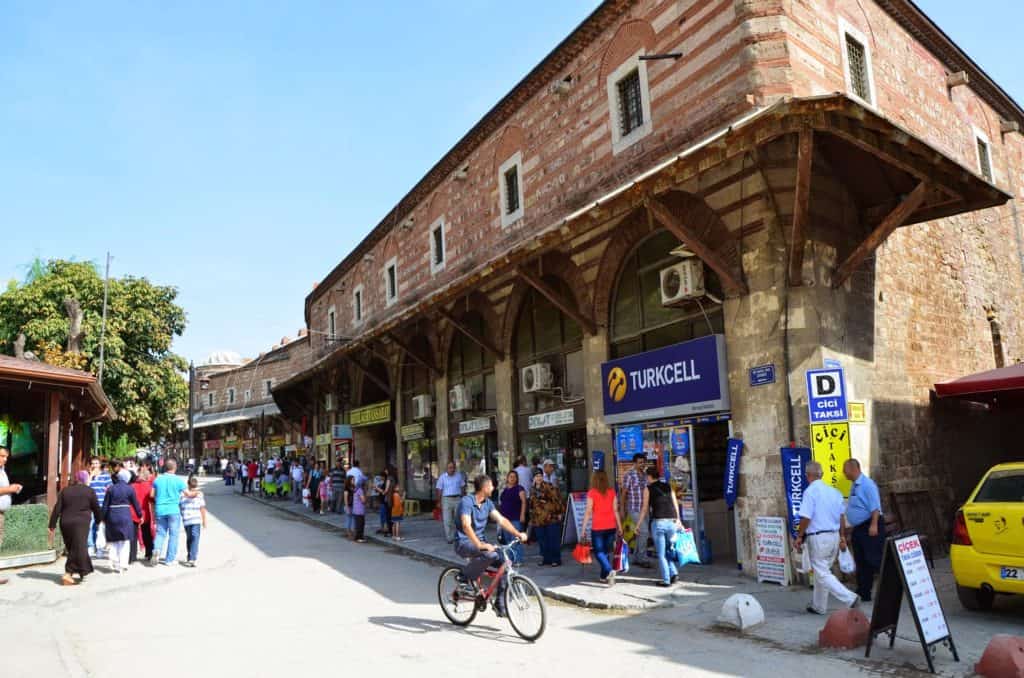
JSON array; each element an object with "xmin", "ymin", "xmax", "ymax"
[{"xmin": 188, "ymin": 362, "xmax": 196, "ymax": 471}]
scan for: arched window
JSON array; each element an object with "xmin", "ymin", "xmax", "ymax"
[
  {"xmin": 447, "ymin": 312, "xmax": 497, "ymax": 411},
  {"xmin": 610, "ymin": 230, "xmax": 724, "ymax": 359},
  {"xmin": 514, "ymin": 277, "xmax": 584, "ymax": 413},
  {"xmin": 401, "ymin": 335, "xmax": 437, "ymax": 501}
]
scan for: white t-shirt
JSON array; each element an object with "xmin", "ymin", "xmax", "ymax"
[
  {"xmin": 0, "ymin": 467, "xmax": 11, "ymax": 512},
  {"xmin": 291, "ymin": 466, "xmax": 304, "ymax": 483},
  {"xmin": 267, "ymin": 459, "xmax": 277, "ymax": 470},
  {"xmin": 346, "ymin": 467, "xmax": 366, "ymax": 486},
  {"xmin": 799, "ymin": 479, "xmax": 844, "ymax": 533}
]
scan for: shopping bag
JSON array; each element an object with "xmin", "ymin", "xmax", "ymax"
[
  {"xmin": 838, "ymin": 545, "xmax": 856, "ymax": 574},
  {"xmin": 432, "ymin": 506, "xmax": 441, "ymax": 521},
  {"xmin": 673, "ymin": 527, "xmax": 701, "ymax": 566},
  {"xmin": 613, "ymin": 539, "xmax": 630, "ymax": 574},
  {"xmin": 573, "ymin": 542, "xmax": 593, "ymax": 565},
  {"xmin": 621, "ymin": 515, "xmax": 638, "ymax": 554},
  {"xmin": 794, "ymin": 545, "xmax": 812, "ymax": 574}
]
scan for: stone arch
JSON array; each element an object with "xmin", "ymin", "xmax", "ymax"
[
  {"xmin": 492, "ymin": 125, "xmax": 525, "ymax": 174},
  {"xmin": 439, "ymin": 291, "xmax": 502, "ymax": 373},
  {"xmin": 599, "ymin": 19, "xmax": 655, "ymax": 82},
  {"xmin": 592, "ymin": 210, "xmax": 659, "ymax": 325}
]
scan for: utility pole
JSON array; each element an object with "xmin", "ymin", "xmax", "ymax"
[
  {"xmin": 188, "ymin": 362, "xmax": 196, "ymax": 472},
  {"xmin": 94, "ymin": 252, "xmax": 112, "ymax": 453}
]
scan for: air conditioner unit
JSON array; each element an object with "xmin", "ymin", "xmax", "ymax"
[
  {"xmin": 412, "ymin": 394, "xmax": 433, "ymax": 420},
  {"xmin": 449, "ymin": 385, "xmax": 469, "ymax": 412},
  {"xmin": 522, "ymin": 363, "xmax": 554, "ymax": 393},
  {"xmin": 324, "ymin": 393, "xmax": 336, "ymax": 412},
  {"xmin": 660, "ymin": 259, "xmax": 705, "ymax": 305}
]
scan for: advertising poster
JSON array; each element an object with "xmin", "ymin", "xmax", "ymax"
[
  {"xmin": 755, "ymin": 516, "xmax": 789, "ymax": 585},
  {"xmin": 810, "ymin": 422, "xmax": 852, "ymax": 497},
  {"xmin": 780, "ymin": 447, "xmax": 811, "ymax": 539},
  {"xmin": 894, "ymin": 535, "xmax": 950, "ymax": 645}
]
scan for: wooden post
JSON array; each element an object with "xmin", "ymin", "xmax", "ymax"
[
  {"xmin": 789, "ymin": 126, "xmax": 814, "ymax": 285},
  {"xmin": 515, "ymin": 266, "xmax": 597, "ymax": 335},
  {"xmin": 46, "ymin": 392, "xmax": 60, "ymax": 510}
]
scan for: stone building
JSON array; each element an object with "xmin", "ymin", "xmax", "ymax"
[
  {"xmin": 273, "ymin": 0, "xmax": 1024, "ymax": 571},
  {"xmin": 192, "ymin": 335, "xmax": 312, "ymax": 463}
]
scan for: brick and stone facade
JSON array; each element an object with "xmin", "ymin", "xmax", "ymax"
[{"xmin": 273, "ymin": 0, "xmax": 1024, "ymax": 572}]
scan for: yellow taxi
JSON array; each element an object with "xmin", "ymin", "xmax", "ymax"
[{"xmin": 951, "ymin": 461, "xmax": 1024, "ymax": 610}]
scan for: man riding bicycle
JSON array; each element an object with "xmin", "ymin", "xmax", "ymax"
[{"xmin": 456, "ymin": 474, "xmax": 529, "ymax": 617}]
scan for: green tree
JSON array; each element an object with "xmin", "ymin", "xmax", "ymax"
[{"xmin": 0, "ymin": 260, "xmax": 188, "ymax": 442}]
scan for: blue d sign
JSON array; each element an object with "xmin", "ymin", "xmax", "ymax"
[{"xmin": 805, "ymin": 368, "xmax": 848, "ymax": 423}]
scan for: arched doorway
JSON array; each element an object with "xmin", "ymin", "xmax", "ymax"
[
  {"xmin": 400, "ymin": 335, "xmax": 438, "ymax": 503},
  {"xmin": 349, "ymin": 356, "xmax": 396, "ymax": 484},
  {"xmin": 447, "ymin": 312, "xmax": 500, "ymax": 485},
  {"xmin": 513, "ymin": 276, "xmax": 588, "ymax": 495}
]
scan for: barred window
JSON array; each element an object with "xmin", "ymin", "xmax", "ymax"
[
  {"xmin": 845, "ymin": 34, "xmax": 872, "ymax": 102},
  {"xmin": 504, "ymin": 166, "xmax": 520, "ymax": 215},
  {"xmin": 617, "ymin": 69, "xmax": 644, "ymax": 136},
  {"xmin": 977, "ymin": 137, "xmax": 993, "ymax": 181}
]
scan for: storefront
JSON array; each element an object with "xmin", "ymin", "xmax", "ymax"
[
  {"xmin": 517, "ymin": 404, "xmax": 588, "ymax": 495},
  {"xmin": 350, "ymin": 400, "xmax": 395, "ymax": 474},
  {"xmin": 602, "ymin": 334, "xmax": 736, "ymax": 563},
  {"xmin": 451, "ymin": 416, "xmax": 500, "ymax": 485},
  {"xmin": 314, "ymin": 432, "xmax": 331, "ymax": 462},
  {"xmin": 400, "ymin": 421, "xmax": 436, "ymax": 502}
]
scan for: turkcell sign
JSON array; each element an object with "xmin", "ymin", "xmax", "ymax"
[
  {"xmin": 601, "ymin": 334, "xmax": 730, "ymax": 425},
  {"xmin": 805, "ymin": 368, "xmax": 848, "ymax": 423}
]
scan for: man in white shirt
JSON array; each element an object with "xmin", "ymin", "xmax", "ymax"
[
  {"xmin": 291, "ymin": 462, "xmax": 305, "ymax": 503},
  {"xmin": 795, "ymin": 461, "xmax": 859, "ymax": 614},
  {"xmin": 513, "ymin": 456, "xmax": 532, "ymax": 498},
  {"xmin": 346, "ymin": 459, "xmax": 366, "ymax": 488}
]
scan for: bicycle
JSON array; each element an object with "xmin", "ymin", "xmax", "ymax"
[{"xmin": 437, "ymin": 539, "xmax": 547, "ymax": 641}]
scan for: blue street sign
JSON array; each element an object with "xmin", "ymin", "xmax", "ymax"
[
  {"xmin": 592, "ymin": 450, "xmax": 605, "ymax": 471},
  {"xmin": 805, "ymin": 368, "xmax": 848, "ymax": 423},
  {"xmin": 823, "ymin": 358, "xmax": 842, "ymax": 370},
  {"xmin": 749, "ymin": 364, "xmax": 776, "ymax": 387}
]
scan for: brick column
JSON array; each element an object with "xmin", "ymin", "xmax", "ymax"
[{"xmin": 582, "ymin": 329, "xmax": 613, "ymax": 463}]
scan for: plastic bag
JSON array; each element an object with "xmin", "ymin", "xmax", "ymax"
[
  {"xmin": 838, "ymin": 545, "xmax": 856, "ymax": 574},
  {"xmin": 673, "ymin": 527, "xmax": 701, "ymax": 566},
  {"xmin": 573, "ymin": 542, "xmax": 593, "ymax": 564},
  {"xmin": 794, "ymin": 546, "xmax": 812, "ymax": 574},
  {"xmin": 613, "ymin": 538, "xmax": 630, "ymax": 574}
]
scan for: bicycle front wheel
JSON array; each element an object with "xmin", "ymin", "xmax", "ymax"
[
  {"xmin": 438, "ymin": 566, "xmax": 477, "ymax": 627},
  {"xmin": 505, "ymin": 574, "xmax": 546, "ymax": 641}
]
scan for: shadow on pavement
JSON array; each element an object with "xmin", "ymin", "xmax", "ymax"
[{"xmin": 367, "ymin": 615, "xmax": 528, "ymax": 645}]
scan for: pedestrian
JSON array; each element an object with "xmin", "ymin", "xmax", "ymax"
[
  {"xmin": 291, "ymin": 460, "xmax": 305, "ymax": 504},
  {"xmin": 151, "ymin": 459, "xmax": 190, "ymax": 566},
  {"xmin": 131, "ymin": 462, "xmax": 156, "ymax": 563},
  {"xmin": 636, "ymin": 466, "xmax": 681, "ymax": 587},
  {"xmin": 390, "ymin": 482, "xmax": 405, "ymax": 540},
  {"xmin": 103, "ymin": 469, "xmax": 142, "ymax": 574},
  {"xmin": 47, "ymin": 470, "xmax": 101, "ymax": 585},
  {"xmin": 352, "ymin": 480, "xmax": 367, "ymax": 543},
  {"xmin": 843, "ymin": 458, "xmax": 885, "ymax": 602},
  {"xmin": 498, "ymin": 470, "xmax": 526, "ymax": 564},
  {"xmin": 541, "ymin": 458, "xmax": 560, "ymax": 489},
  {"xmin": 343, "ymin": 475, "xmax": 356, "ymax": 539},
  {"xmin": 435, "ymin": 461, "xmax": 466, "ymax": 544},
  {"xmin": 180, "ymin": 475, "xmax": 207, "ymax": 567},
  {"xmin": 581, "ymin": 469, "xmax": 622, "ymax": 585},
  {"xmin": 0, "ymin": 446, "xmax": 23, "ymax": 586},
  {"xmin": 346, "ymin": 459, "xmax": 366, "ymax": 488},
  {"xmin": 246, "ymin": 459, "xmax": 259, "ymax": 495},
  {"xmin": 376, "ymin": 468, "xmax": 392, "ymax": 535},
  {"xmin": 318, "ymin": 468, "xmax": 332, "ymax": 515},
  {"xmin": 529, "ymin": 470, "xmax": 563, "ymax": 567},
  {"xmin": 796, "ymin": 461, "xmax": 860, "ymax": 614},
  {"xmin": 87, "ymin": 456, "xmax": 111, "ymax": 557},
  {"xmin": 307, "ymin": 462, "xmax": 323, "ymax": 513},
  {"xmin": 224, "ymin": 460, "xmax": 235, "ymax": 486},
  {"xmin": 513, "ymin": 456, "xmax": 532, "ymax": 498},
  {"xmin": 620, "ymin": 453, "xmax": 651, "ymax": 567},
  {"xmin": 329, "ymin": 458, "xmax": 346, "ymax": 512}
]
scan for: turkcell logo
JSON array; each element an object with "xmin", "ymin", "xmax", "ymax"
[{"xmin": 805, "ymin": 368, "xmax": 848, "ymax": 423}]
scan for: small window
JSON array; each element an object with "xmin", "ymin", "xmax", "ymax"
[
  {"xmin": 244, "ymin": 389, "xmax": 252, "ymax": 402},
  {"xmin": 328, "ymin": 307, "xmax": 337, "ymax": 341},
  {"xmin": 263, "ymin": 379, "xmax": 273, "ymax": 397},
  {"xmin": 384, "ymin": 258, "xmax": 398, "ymax": 306},
  {"xmin": 498, "ymin": 151, "xmax": 524, "ymax": 227},
  {"xmin": 227, "ymin": 388, "xmax": 236, "ymax": 405},
  {"xmin": 839, "ymin": 20, "xmax": 875, "ymax": 107},
  {"xmin": 207, "ymin": 392, "xmax": 215, "ymax": 407},
  {"xmin": 977, "ymin": 135, "xmax": 993, "ymax": 182},
  {"xmin": 504, "ymin": 166, "xmax": 520, "ymax": 215},
  {"xmin": 353, "ymin": 285, "xmax": 364, "ymax": 324},
  {"xmin": 617, "ymin": 69, "xmax": 644, "ymax": 137},
  {"xmin": 431, "ymin": 220, "xmax": 446, "ymax": 273}
]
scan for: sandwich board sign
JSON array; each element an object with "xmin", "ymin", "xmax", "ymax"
[
  {"xmin": 865, "ymin": 533, "xmax": 959, "ymax": 674},
  {"xmin": 805, "ymin": 368, "xmax": 848, "ymax": 423},
  {"xmin": 561, "ymin": 492, "xmax": 589, "ymax": 546}
]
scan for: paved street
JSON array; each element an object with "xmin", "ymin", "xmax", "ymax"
[{"xmin": 0, "ymin": 478, "xmax": 900, "ymax": 678}]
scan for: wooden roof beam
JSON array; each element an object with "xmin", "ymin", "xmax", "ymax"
[
  {"xmin": 386, "ymin": 332, "xmax": 438, "ymax": 375},
  {"xmin": 342, "ymin": 355, "xmax": 393, "ymax": 399},
  {"xmin": 832, "ymin": 181, "xmax": 928, "ymax": 288},
  {"xmin": 435, "ymin": 306, "xmax": 505, "ymax": 362},
  {"xmin": 515, "ymin": 266, "xmax": 597, "ymax": 335},
  {"xmin": 789, "ymin": 126, "xmax": 814, "ymax": 286}
]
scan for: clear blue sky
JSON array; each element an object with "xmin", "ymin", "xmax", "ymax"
[{"xmin": 2, "ymin": 1, "xmax": 1020, "ymax": 364}]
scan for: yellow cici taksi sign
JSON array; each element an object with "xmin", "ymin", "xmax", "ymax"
[{"xmin": 811, "ymin": 422, "xmax": 852, "ymax": 497}]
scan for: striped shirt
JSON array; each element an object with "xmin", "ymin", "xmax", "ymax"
[
  {"xmin": 180, "ymin": 492, "xmax": 205, "ymax": 527},
  {"xmin": 435, "ymin": 471, "xmax": 465, "ymax": 497},
  {"xmin": 89, "ymin": 473, "xmax": 111, "ymax": 506}
]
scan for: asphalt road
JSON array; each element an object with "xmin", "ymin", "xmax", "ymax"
[{"xmin": 1, "ymin": 479, "xmax": 880, "ymax": 678}]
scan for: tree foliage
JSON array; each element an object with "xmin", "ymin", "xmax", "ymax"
[{"xmin": 0, "ymin": 260, "xmax": 188, "ymax": 442}]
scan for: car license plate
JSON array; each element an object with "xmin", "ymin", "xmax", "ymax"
[{"xmin": 1001, "ymin": 567, "xmax": 1022, "ymax": 580}]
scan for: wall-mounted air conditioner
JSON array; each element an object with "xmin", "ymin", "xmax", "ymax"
[
  {"xmin": 449, "ymin": 385, "xmax": 469, "ymax": 412},
  {"xmin": 522, "ymin": 363, "xmax": 554, "ymax": 393},
  {"xmin": 412, "ymin": 394, "xmax": 433, "ymax": 420},
  {"xmin": 660, "ymin": 259, "xmax": 705, "ymax": 305}
]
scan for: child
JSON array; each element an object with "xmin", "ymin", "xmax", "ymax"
[
  {"xmin": 390, "ymin": 483, "xmax": 405, "ymax": 540},
  {"xmin": 318, "ymin": 471, "xmax": 332, "ymax": 515},
  {"xmin": 353, "ymin": 480, "xmax": 366, "ymax": 543},
  {"xmin": 180, "ymin": 475, "xmax": 207, "ymax": 567}
]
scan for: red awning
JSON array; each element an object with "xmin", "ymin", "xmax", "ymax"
[{"xmin": 934, "ymin": 363, "xmax": 1024, "ymax": 404}]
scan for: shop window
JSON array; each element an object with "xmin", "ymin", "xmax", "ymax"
[
  {"xmin": 976, "ymin": 133, "xmax": 993, "ymax": 182},
  {"xmin": 430, "ymin": 219, "xmax": 446, "ymax": 274},
  {"xmin": 384, "ymin": 259, "xmax": 398, "ymax": 307},
  {"xmin": 564, "ymin": 349, "xmax": 584, "ymax": 398},
  {"xmin": 607, "ymin": 52, "xmax": 652, "ymax": 155},
  {"xmin": 514, "ymin": 278, "xmax": 584, "ymax": 413},
  {"xmin": 447, "ymin": 312, "xmax": 496, "ymax": 414},
  {"xmin": 839, "ymin": 19, "xmax": 875, "ymax": 107},
  {"xmin": 610, "ymin": 229, "xmax": 724, "ymax": 359},
  {"xmin": 499, "ymin": 151, "xmax": 525, "ymax": 227}
]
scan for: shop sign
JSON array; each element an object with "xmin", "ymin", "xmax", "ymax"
[
  {"xmin": 780, "ymin": 446, "xmax": 811, "ymax": 539},
  {"xmin": 805, "ymin": 368, "xmax": 848, "ymax": 423},
  {"xmin": 458, "ymin": 417, "xmax": 492, "ymax": 435},
  {"xmin": 223, "ymin": 436, "xmax": 240, "ymax": 449},
  {"xmin": 266, "ymin": 435, "xmax": 285, "ymax": 447},
  {"xmin": 243, "ymin": 439, "xmax": 257, "ymax": 449},
  {"xmin": 315, "ymin": 433, "xmax": 331, "ymax": 446},
  {"xmin": 600, "ymin": 334, "xmax": 730, "ymax": 425},
  {"xmin": 748, "ymin": 364, "xmax": 776, "ymax": 387},
  {"xmin": 284, "ymin": 444, "xmax": 297, "ymax": 453},
  {"xmin": 332, "ymin": 424, "xmax": 353, "ymax": 440},
  {"xmin": 614, "ymin": 426, "xmax": 643, "ymax": 461},
  {"xmin": 401, "ymin": 422, "xmax": 425, "ymax": 441},
  {"xmin": 670, "ymin": 427, "xmax": 690, "ymax": 456},
  {"xmin": 560, "ymin": 492, "xmax": 589, "ymax": 546},
  {"xmin": 810, "ymin": 422, "xmax": 852, "ymax": 497},
  {"xmin": 203, "ymin": 440, "xmax": 221, "ymax": 450},
  {"xmin": 350, "ymin": 401, "xmax": 391, "ymax": 427},
  {"xmin": 755, "ymin": 516, "xmax": 789, "ymax": 586},
  {"xmin": 528, "ymin": 408, "xmax": 574, "ymax": 430},
  {"xmin": 848, "ymin": 402, "xmax": 866, "ymax": 423},
  {"xmin": 723, "ymin": 438, "xmax": 743, "ymax": 508}
]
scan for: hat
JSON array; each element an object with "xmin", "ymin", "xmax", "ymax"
[{"xmin": 542, "ymin": 458, "xmax": 555, "ymax": 467}]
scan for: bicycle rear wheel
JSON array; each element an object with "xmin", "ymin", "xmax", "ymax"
[
  {"xmin": 505, "ymin": 574, "xmax": 546, "ymax": 641},
  {"xmin": 438, "ymin": 566, "xmax": 477, "ymax": 626}
]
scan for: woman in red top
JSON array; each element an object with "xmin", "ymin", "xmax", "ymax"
[
  {"xmin": 131, "ymin": 462, "xmax": 156, "ymax": 562},
  {"xmin": 582, "ymin": 470, "xmax": 622, "ymax": 585}
]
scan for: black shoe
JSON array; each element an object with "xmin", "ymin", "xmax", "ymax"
[
  {"xmin": 670, "ymin": 575, "xmax": 678, "ymax": 584},
  {"xmin": 656, "ymin": 581, "xmax": 671, "ymax": 587},
  {"xmin": 806, "ymin": 605, "xmax": 824, "ymax": 615}
]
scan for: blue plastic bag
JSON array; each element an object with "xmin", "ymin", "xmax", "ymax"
[{"xmin": 674, "ymin": 527, "xmax": 701, "ymax": 566}]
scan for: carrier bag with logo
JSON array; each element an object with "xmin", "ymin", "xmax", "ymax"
[
  {"xmin": 673, "ymin": 527, "xmax": 701, "ymax": 566},
  {"xmin": 612, "ymin": 538, "xmax": 630, "ymax": 574}
]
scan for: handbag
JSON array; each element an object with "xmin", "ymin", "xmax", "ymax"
[
  {"xmin": 673, "ymin": 527, "xmax": 701, "ymax": 566},
  {"xmin": 838, "ymin": 545, "xmax": 856, "ymax": 574},
  {"xmin": 573, "ymin": 542, "xmax": 593, "ymax": 564}
]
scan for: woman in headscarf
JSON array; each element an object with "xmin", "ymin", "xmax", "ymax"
[
  {"xmin": 103, "ymin": 469, "xmax": 142, "ymax": 574},
  {"xmin": 48, "ymin": 470, "xmax": 103, "ymax": 585}
]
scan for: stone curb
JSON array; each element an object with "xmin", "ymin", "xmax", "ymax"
[{"xmin": 237, "ymin": 492, "xmax": 662, "ymax": 612}]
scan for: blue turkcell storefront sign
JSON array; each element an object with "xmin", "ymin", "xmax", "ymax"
[
  {"xmin": 723, "ymin": 438, "xmax": 743, "ymax": 508},
  {"xmin": 601, "ymin": 334, "xmax": 730, "ymax": 425}
]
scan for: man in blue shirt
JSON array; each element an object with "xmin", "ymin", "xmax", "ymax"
[
  {"xmin": 150, "ymin": 459, "xmax": 189, "ymax": 565},
  {"xmin": 87, "ymin": 456, "xmax": 111, "ymax": 556},
  {"xmin": 843, "ymin": 459, "xmax": 885, "ymax": 601},
  {"xmin": 455, "ymin": 474, "xmax": 528, "ymax": 617}
]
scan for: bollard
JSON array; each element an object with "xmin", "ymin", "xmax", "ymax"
[
  {"xmin": 818, "ymin": 608, "xmax": 870, "ymax": 649},
  {"xmin": 975, "ymin": 635, "xmax": 1024, "ymax": 678},
  {"xmin": 716, "ymin": 593, "xmax": 765, "ymax": 631}
]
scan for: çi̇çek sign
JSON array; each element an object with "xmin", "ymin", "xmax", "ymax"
[{"xmin": 600, "ymin": 334, "xmax": 730, "ymax": 425}]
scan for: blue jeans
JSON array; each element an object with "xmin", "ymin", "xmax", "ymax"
[
  {"xmin": 535, "ymin": 524, "xmax": 561, "ymax": 565},
  {"xmin": 154, "ymin": 513, "xmax": 182, "ymax": 563},
  {"xmin": 498, "ymin": 520, "xmax": 524, "ymax": 564},
  {"xmin": 652, "ymin": 519, "xmax": 680, "ymax": 584},
  {"xmin": 185, "ymin": 524, "xmax": 201, "ymax": 562},
  {"xmin": 591, "ymin": 528, "xmax": 617, "ymax": 579}
]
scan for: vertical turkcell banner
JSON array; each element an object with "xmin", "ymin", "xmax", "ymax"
[
  {"xmin": 723, "ymin": 438, "xmax": 743, "ymax": 508},
  {"xmin": 780, "ymin": 447, "xmax": 811, "ymax": 539}
]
